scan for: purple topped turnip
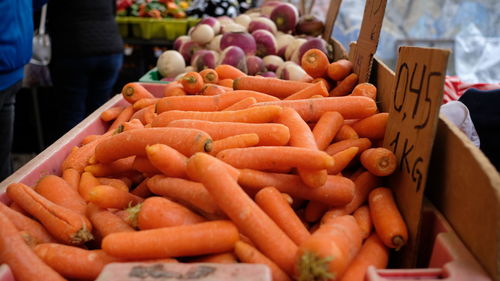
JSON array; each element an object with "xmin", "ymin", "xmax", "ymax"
[
  {"xmin": 246, "ymin": 55, "xmax": 266, "ymax": 75},
  {"xmin": 199, "ymin": 17, "xmax": 221, "ymax": 34},
  {"xmin": 157, "ymin": 50, "xmax": 186, "ymax": 78},
  {"xmin": 260, "ymin": 1, "xmax": 282, "ymax": 17},
  {"xmin": 285, "ymin": 38, "xmax": 306, "ymax": 61},
  {"xmin": 208, "ymin": 34, "xmax": 222, "ymax": 52},
  {"xmin": 220, "ymin": 32, "xmax": 256, "ymax": 56},
  {"xmin": 248, "ymin": 17, "xmax": 278, "ymax": 34},
  {"xmin": 297, "ymin": 38, "xmax": 329, "ymax": 62},
  {"xmin": 259, "ymin": 71, "xmax": 277, "ymax": 78},
  {"xmin": 235, "ymin": 14, "xmax": 252, "ymax": 29},
  {"xmin": 262, "ymin": 55, "xmax": 284, "ymax": 72},
  {"xmin": 221, "ymin": 23, "xmax": 247, "ymax": 33},
  {"xmin": 270, "ymin": 3, "xmax": 299, "ymax": 33},
  {"xmin": 191, "ymin": 24, "xmax": 215, "ymax": 45},
  {"xmin": 276, "ymin": 33, "xmax": 295, "ymax": 58},
  {"xmin": 218, "ymin": 46, "xmax": 248, "ymax": 73},
  {"xmin": 191, "ymin": 50, "xmax": 219, "ymax": 71},
  {"xmin": 252, "ymin": 29, "xmax": 277, "ymax": 57},
  {"xmin": 277, "ymin": 61, "xmax": 312, "ymax": 82},
  {"xmin": 173, "ymin": 35, "xmax": 189, "ymax": 51},
  {"xmin": 179, "ymin": 40, "xmax": 202, "ymax": 63},
  {"xmin": 296, "ymin": 15, "xmax": 325, "ymax": 37}
]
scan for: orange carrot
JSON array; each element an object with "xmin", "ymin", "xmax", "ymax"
[
  {"xmin": 62, "ymin": 168, "xmax": 80, "ymax": 191},
  {"xmin": 333, "ymin": 124, "xmax": 359, "ymax": 141},
  {"xmin": 133, "ymin": 97, "xmax": 160, "ymax": 110},
  {"xmin": 8, "ymin": 202, "xmax": 28, "ymax": 215},
  {"xmin": 132, "ymin": 156, "xmax": 161, "ymax": 175},
  {"xmin": 130, "ymin": 178, "xmax": 152, "ymax": 198},
  {"xmin": 304, "ymin": 201, "xmax": 329, "ymax": 223},
  {"xmin": 330, "ymin": 73, "xmax": 359, "ymax": 97},
  {"xmin": 351, "ymin": 113, "xmax": 389, "ymax": 140},
  {"xmin": 218, "ymin": 78, "xmax": 234, "ymax": 88},
  {"xmin": 360, "ymin": 148, "xmax": 397, "ymax": 176},
  {"xmin": 88, "ymin": 185, "xmax": 144, "ymax": 209},
  {"xmin": 34, "ymin": 175, "xmax": 87, "ymax": 216},
  {"xmin": 353, "ymin": 205, "xmax": 372, "ymax": 240},
  {"xmin": 61, "ymin": 132, "xmax": 113, "ymax": 173},
  {"xmin": 0, "ymin": 202, "xmax": 56, "ymax": 244},
  {"xmin": 86, "ymin": 203, "xmax": 135, "ymax": 237},
  {"xmin": 122, "ymin": 82, "xmax": 155, "ymax": 104},
  {"xmin": 217, "ymin": 146, "xmax": 334, "ymax": 171},
  {"xmin": 34, "ymin": 243, "xmax": 121, "ymax": 280},
  {"xmin": 190, "ymin": 252, "xmax": 238, "ymax": 264},
  {"xmin": 133, "ymin": 197, "xmax": 205, "ymax": 230},
  {"xmin": 114, "ymin": 209, "xmax": 137, "ymax": 228},
  {"xmin": 152, "ymin": 105, "xmax": 283, "ymax": 126},
  {"xmin": 339, "ymin": 233, "xmax": 389, "ymax": 281},
  {"xmin": 328, "ymin": 147, "xmax": 359, "ymax": 175},
  {"xmin": 6, "ymin": 183, "xmax": 93, "ymax": 245},
  {"xmin": 238, "ymin": 169, "xmax": 355, "ymax": 207},
  {"xmin": 255, "ymin": 187, "xmax": 310, "ymax": 245},
  {"xmin": 94, "ymin": 127, "xmax": 213, "ymax": 163},
  {"xmin": 147, "ymin": 175, "xmax": 223, "ymax": 218},
  {"xmin": 108, "ymin": 105, "xmax": 134, "ymax": 132},
  {"xmin": 102, "ymin": 220, "xmax": 239, "ymax": 259},
  {"xmin": 164, "ymin": 82, "xmax": 187, "ymax": 97},
  {"xmin": 284, "ymin": 82, "xmax": 329, "ymax": 100},
  {"xmin": 0, "ymin": 212, "xmax": 66, "ymax": 281},
  {"xmin": 181, "ymin": 72, "xmax": 204, "ymax": 94},
  {"xmin": 167, "ymin": 119, "xmax": 290, "ymax": 146},
  {"xmin": 295, "ymin": 215, "xmax": 362, "ymax": 281},
  {"xmin": 120, "ymin": 119, "xmax": 145, "ymax": 133},
  {"xmin": 326, "ymin": 138, "xmax": 372, "ymax": 156},
  {"xmin": 313, "ymin": 111, "xmax": 344, "ymax": 150},
  {"xmin": 215, "ymin": 64, "xmax": 247, "ymax": 80},
  {"xmin": 350, "ymin": 82, "xmax": 377, "ymax": 100},
  {"xmin": 79, "ymin": 171, "xmax": 102, "ymax": 201},
  {"xmin": 186, "ymin": 153, "xmax": 298, "ymax": 274},
  {"xmin": 145, "ymin": 143, "xmax": 188, "ymax": 178},
  {"xmin": 327, "ymin": 59, "xmax": 353, "ymax": 81},
  {"xmin": 233, "ymin": 76, "xmax": 311, "ymax": 99},
  {"xmin": 234, "ymin": 241, "xmax": 292, "ymax": 281},
  {"xmin": 253, "ymin": 96, "xmax": 377, "ymax": 121},
  {"xmin": 84, "ymin": 156, "xmax": 135, "ymax": 177},
  {"xmin": 97, "ymin": 177, "xmax": 130, "ymax": 192},
  {"xmin": 222, "ymin": 97, "xmax": 257, "ymax": 111},
  {"xmin": 368, "ymin": 187, "xmax": 408, "ymax": 250},
  {"xmin": 100, "ymin": 106, "xmax": 125, "ymax": 122},
  {"xmin": 80, "ymin": 134, "xmax": 101, "ymax": 145},
  {"xmin": 130, "ymin": 104, "xmax": 156, "ymax": 125},
  {"xmin": 311, "ymin": 77, "xmax": 333, "ymax": 91},
  {"xmin": 200, "ymin": 83, "xmax": 229, "ymax": 96},
  {"xmin": 301, "ymin": 49, "xmax": 329, "ymax": 78},
  {"xmin": 199, "ymin": 68, "xmax": 219, "ymax": 84},
  {"xmin": 210, "ymin": 133, "xmax": 260, "ymax": 155}
]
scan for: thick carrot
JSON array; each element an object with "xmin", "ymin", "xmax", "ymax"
[
  {"xmin": 311, "ymin": 77, "xmax": 333, "ymax": 91},
  {"xmin": 6, "ymin": 183, "xmax": 93, "ymax": 245},
  {"xmin": 199, "ymin": 68, "xmax": 219, "ymax": 84},
  {"xmin": 132, "ymin": 156, "xmax": 160, "ymax": 175},
  {"xmin": 218, "ymin": 78, "xmax": 234, "ymax": 88},
  {"xmin": 284, "ymin": 82, "xmax": 329, "ymax": 101},
  {"xmin": 0, "ymin": 202, "xmax": 56, "ymax": 244},
  {"xmin": 186, "ymin": 153, "xmax": 298, "ymax": 274},
  {"xmin": 339, "ymin": 233, "xmax": 389, "ymax": 281},
  {"xmin": 122, "ymin": 82, "xmax": 155, "ymax": 104},
  {"xmin": 217, "ymin": 146, "xmax": 334, "ymax": 171},
  {"xmin": 200, "ymin": 83, "xmax": 229, "ymax": 96},
  {"xmin": 350, "ymin": 82, "xmax": 377, "ymax": 100},
  {"xmin": 61, "ymin": 132, "xmax": 113, "ymax": 173},
  {"xmin": 253, "ymin": 96, "xmax": 377, "ymax": 121},
  {"xmin": 88, "ymin": 185, "xmax": 144, "ymax": 209},
  {"xmin": 79, "ymin": 171, "xmax": 102, "ymax": 201},
  {"xmin": 278, "ymin": 107, "xmax": 328, "ymax": 188},
  {"xmin": 304, "ymin": 201, "xmax": 329, "ymax": 223},
  {"xmin": 295, "ymin": 215, "xmax": 362, "ymax": 281},
  {"xmin": 333, "ymin": 124, "xmax": 359, "ymax": 141},
  {"xmin": 156, "ymin": 90, "xmax": 278, "ymax": 113},
  {"xmin": 238, "ymin": 169, "xmax": 355, "ymax": 206},
  {"xmin": 215, "ymin": 64, "xmax": 246, "ymax": 80},
  {"xmin": 84, "ymin": 156, "xmax": 135, "ymax": 177},
  {"xmin": 0, "ymin": 212, "xmax": 66, "ymax": 281},
  {"xmin": 152, "ymin": 105, "xmax": 283, "ymax": 126},
  {"xmin": 313, "ymin": 111, "xmax": 344, "ymax": 150},
  {"xmin": 328, "ymin": 147, "xmax": 360, "ymax": 175},
  {"xmin": 101, "ymin": 106, "xmax": 125, "ymax": 122},
  {"xmin": 330, "ymin": 73, "xmax": 359, "ymax": 97},
  {"xmin": 360, "ymin": 148, "xmax": 397, "ymax": 176},
  {"xmin": 121, "ymin": 119, "xmax": 145, "ymax": 132},
  {"xmin": 133, "ymin": 197, "xmax": 205, "ymax": 230},
  {"xmin": 102, "ymin": 220, "xmax": 239, "ymax": 259},
  {"xmin": 130, "ymin": 178, "xmax": 152, "ymax": 198},
  {"xmin": 130, "ymin": 104, "xmax": 156, "ymax": 125},
  {"xmin": 327, "ymin": 59, "xmax": 353, "ymax": 81},
  {"xmin": 34, "ymin": 243, "xmax": 120, "ymax": 280},
  {"xmin": 62, "ymin": 168, "xmax": 80, "ymax": 191},
  {"xmin": 353, "ymin": 205, "xmax": 372, "ymax": 240},
  {"xmin": 147, "ymin": 175, "xmax": 223, "ymax": 218},
  {"xmin": 145, "ymin": 143, "xmax": 188, "ymax": 178},
  {"xmin": 34, "ymin": 175, "xmax": 87, "ymax": 216},
  {"xmin": 181, "ymin": 72, "xmax": 204, "ymax": 94},
  {"xmin": 351, "ymin": 113, "xmax": 389, "ymax": 140},
  {"xmin": 234, "ymin": 241, "xmax": 292, "ymax": 281},
  {"xmin": 86, "ymin": 203, "xmax": 134, "ymax": 237},
  {"xmin": 81, "ymin": 134, "xmax": 101, "ymax": 145},
  {"xmin": 326, "ymin": 138, "xmax": 372, "ymax": 156},
  {"xmin": 97, "ymin": 177, "xmax": 129, "ymax": 192},
  {"xmin": 301, "ymin": 49, "xmax": 329, "ymax": 78},
  {"xmin": 255, "ymin": 187, "xmax": 310, "ymax": 245},
  {"xmin": 233, "ymin": 76, "xmax": 311, "ymax": 99},
  {"xmin": 167, "ymin": 119, "xmax": 290, "ymax": 146},
  {"xmin": 94, "ymin": 127, "xmax": 213, "ymax": 163},
  {"xmin": 108, "ymin": 105, "xmax": 134, "ymax": 132},
  {"xmin": 133, "ymin": 97, "xmax": 160, "ymax": 110},
  {"xmin": 368, "ymin": 187, "xmax": 408, "ymax": 250},
  {"xmin": 114, "ymin": 209, "xmax": 137, "ymax": 228},
  {"xmin": 190, "ymin": 252, "xmax": 237, "ymax": 264},
  {"xmin": 222, "ymin": 97, "xmax": 257, "ymax": 111},
  {"xmin": 210, "ymin": 133, "xmax": 260, "ymax": 155},
  {"xmin": 163, "ymin": 82, "xmax": 187, "ymax": 97}
]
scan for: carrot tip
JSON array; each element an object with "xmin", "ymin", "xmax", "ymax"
[
  {"xmin": 296, "ymin": 251, "xmax": 334, "ymax": 281},
  {"xmin": 114, "ymin": 125, "xmax": 124, "ymax": 135},
  {"xmin": 393, "ymin": 235, "xmax": 406, "ymax": 251},
  {"xmin": 124, "ymin": 86, "xmax": 134, "ymax": 97},
  {"xmin": 204, "ymin": 140, "xmax": 213, "ymax": 153},
  {"xmin": 125, "ymin": 202, "xmax": 142, "ymax": 229}
]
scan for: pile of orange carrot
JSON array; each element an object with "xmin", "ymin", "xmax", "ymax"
[{"xmin": 0, "ymin": 51, "xmax": 408, "ymax": 281}]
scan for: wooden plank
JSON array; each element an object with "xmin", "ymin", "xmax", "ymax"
[{"xmin": 322, "ymin": 0, "xmax": 342, "ymax": 41}]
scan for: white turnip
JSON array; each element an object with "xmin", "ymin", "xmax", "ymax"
[{"xmin": 157, "ymin": 50, "xmax": 186, "ymax": 78}]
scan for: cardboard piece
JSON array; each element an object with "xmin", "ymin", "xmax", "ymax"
[
  {"xmin": 350, "ymin": 0, "xmax": 387, "ymax": 83},
  {"xmin": 383, "ymin": 46, "xmax": 450, "ymax": 267},
  {"xmin": 322, "ymin": 0, "xmax": 343, "ymax": 41}
]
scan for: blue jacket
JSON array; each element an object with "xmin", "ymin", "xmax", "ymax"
[{"xmin": 0, "ymin": 0, "xmax": 47, "ymax": 90}]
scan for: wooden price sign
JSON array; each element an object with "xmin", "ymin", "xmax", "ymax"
[{"xmin": 383, "ymin": 46, "xmax": 450, "ymax": 266}]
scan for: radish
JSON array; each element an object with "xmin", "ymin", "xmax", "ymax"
[
  {"xmin": 298, "ymin": 38, "xmax": 329, "ymax": 62},
  {"xmin": 173, "ymin": 35, "xmax": 189, "ymax": 51},
  {"xmin": 235, "ymin": 14, "xmax": 252, "ymax": 29},
  {"xmin": 199, "ymin": 17, "xmax": 221, "ymax": 34},
  {"xmin": 191, "ymin": 50, "xmax": 219, "ymax": 71},
  {"xmin": 262, "ymin": 55, "xmax": 284, "ymax": 72},
  {"xmin": 270, "ymin": 3, "xmax": 299, "ymax": 33},
  {"xmin": 276, "ymin": 33, "xmax": 295, "ymax": 58},
  {"xmin": 218, "ymin": 46, "xmax": 247, "ymax": 73},
  {"xmin": 248, "ymin": 17, "xmax": 278, "ymax": 34},
  {"xmin": 208, "ymin": 34, "xmax": 222, "ymax": 52},
  {"xmin": 191, "ymin": 24, "xmax": 215, "ymax": 45},
  {"xmin": 220, "ymin": 32, "xmax": 257, "ymax": 56},
  {"xmin": 246, "ymin": 55, "xmax": 266, "ymax": 75},
  {"xmin": 252, "ymin": 29, "xmax": 277, "ymax": 57},
  {"xmin": 156, "ymin": 50, "xmax": 186, "ymax": 78},
  {"xmin": 179, "ymin": 40, "xmax": 202, "ymax": 63},
  {"xmin": 285, "ymin": 38, "xmax": 306, "ymax": 61}
]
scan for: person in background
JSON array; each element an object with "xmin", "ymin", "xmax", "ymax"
[
  {"xmin": 47, "ymin": 0, "xmax": 124, "ymax": 140},
  {"xmin": 0, "ymin": 0, "xmax": 48, "ymax": 181}
]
